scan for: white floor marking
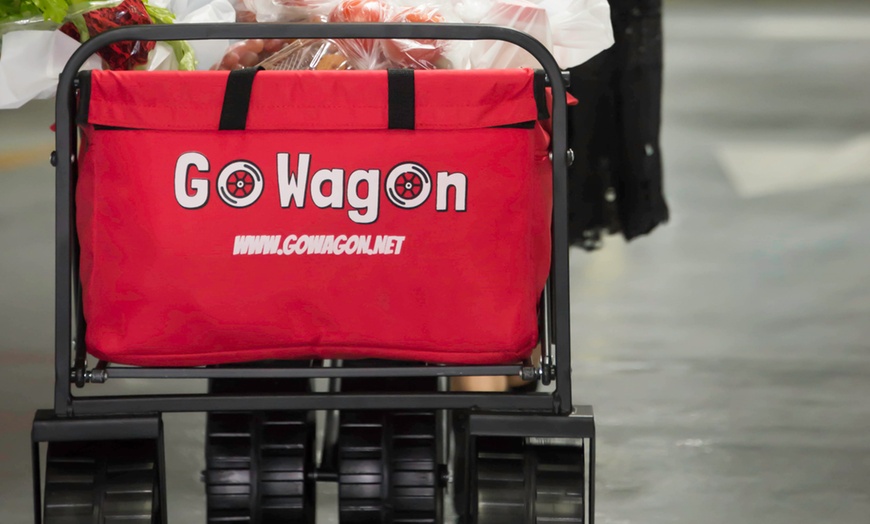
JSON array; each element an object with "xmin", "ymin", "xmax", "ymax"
[{"xmin": 717, "ymin": 134, "xmax": 870, "ymax": 197}]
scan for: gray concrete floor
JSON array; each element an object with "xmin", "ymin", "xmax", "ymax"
[{"xmin": 2, "ymin": 2, "xmax": 870, "ymax": 522}]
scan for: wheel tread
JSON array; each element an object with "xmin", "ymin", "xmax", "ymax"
[
  {"xmin": 338, "ymin": 411, "xmax": 439, "ymax": 524},
  {"xmin": 44, "ymin": 440, "xmax": 158, "ymax": 524},
  {"xmin": 206, "ymin": 407, "xmax": 314, "ymax": 524},
  {"xmin": 475, "ymin": 440, "xmax": 586, "ymax": 524}
]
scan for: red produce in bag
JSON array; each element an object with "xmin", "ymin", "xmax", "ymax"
[
  {"xmin": 61, "ymin": 0, "xmax": 155, "ymax": 70},
  {"xmin": 327, "ymin": 0, "xmax": 393, "ymax": 69},
  {"xmin": 383, "ymin": 6, "xmax": 449, "ymax": 69}
]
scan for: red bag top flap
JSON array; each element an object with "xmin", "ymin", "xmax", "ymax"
[{"xmin": 81, "ymin": 69, "xmax": 541, "ymax": 131}]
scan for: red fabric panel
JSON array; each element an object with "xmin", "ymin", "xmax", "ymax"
[
  {"xmin": 85, "ymin": 69, "xmax": 538, "ymax": 131},
  {"xmin": 77, "ymin": 70, "xmax": 552, "ymax": 367}
]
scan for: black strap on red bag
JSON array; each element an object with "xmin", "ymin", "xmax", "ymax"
[
  {"xmin": 218, "ymin": 67, "xmax": 417, "ymax": 131},
  {"xmin": 219, "ymin": 67, "xmax": 263, "ymax": 131},
  {"xmin": 387, "ymin": 69, "xmax": 415, "ymax": 130}
]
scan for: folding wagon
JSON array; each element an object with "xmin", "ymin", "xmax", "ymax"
[{"xmin": 29, "ymin": 22, "xmax": 596, "ymax": 524}]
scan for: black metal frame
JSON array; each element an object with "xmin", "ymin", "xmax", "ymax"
[
  {"xmin": 52, "ymin": 22, "xmax": 577, "ymax": 418},
  {"xmin": 35, "ymin": 21, "xmax": 598, "ymax": 524}
]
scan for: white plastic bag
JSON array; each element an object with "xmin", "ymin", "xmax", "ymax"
[
  {"xmin": 535, "ymin": 0, "xmax": 613, "ymax": 68},
  {"xmin": 150, "ymin": 0, "xmax": 237, "ymax": 70},
  {"xmin": 146, "ymin": 42, "xmax": 180, "ymax": 69},
  {"xmin": 469, "ymin": 0, "xmax": 552, "ymax": 69},
  {"xmin": 451, "ymin": 0, "xmax": 492, "ymax": 23},
  {"xmin": 0, "ymin": 30, "xmax": 102, "ymax": 110},
  {"xmin": 241, "ymin": 0, "xmax": 308, "ymax": 22},
  {"xmin": 458, "ymin": 0, "xmax": 613, "ymax": 70}
]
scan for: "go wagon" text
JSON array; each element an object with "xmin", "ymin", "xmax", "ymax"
[{"xmin": 175, "ymin": 152, "xmax": 468, "ymax": 225}]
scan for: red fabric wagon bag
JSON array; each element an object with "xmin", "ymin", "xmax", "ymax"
[{"xmin": 76, "ymin": 68, "xmax": 553, "ymax": 367}]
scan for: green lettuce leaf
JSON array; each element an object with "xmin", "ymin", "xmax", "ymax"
[
  {"xmin": 144, "ymin": 2, "xmax": 197, "ymax": 71},
  {"xmin": 0, "ymin": 0, "xmax": 70, "ymax": 24}
]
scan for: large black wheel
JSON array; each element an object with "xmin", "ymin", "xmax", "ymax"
[
  {"xmin": 338, "ymin": 410, "xmax": 442, "ymax": 524},
  {"xmin": 474, "ymin": 438, "xmax": 585, "ymax": 524},
  {"xmin": 205, "ymin": 411, "xmax": 316, "ymax": 524},
  {"xmin": 44, "ymin": 439, "xmax": 161, "ymax": 524},
  {"xmin": 205, "ymin": 373, "xmax": 315, "ymax": 524}
]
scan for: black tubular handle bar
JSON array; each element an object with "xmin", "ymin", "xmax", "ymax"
[{"xmin": 53, "ymin": 23, "xmax": 574, "ymax": 416}]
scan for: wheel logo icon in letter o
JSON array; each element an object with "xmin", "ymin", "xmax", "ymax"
[
  {"xmin": 385, "ymin": 162, "xmax": 432, "ymax": 209},
  {"xmin": 217, "ymin": 161, "xmax": 264, "ymax": 208}
]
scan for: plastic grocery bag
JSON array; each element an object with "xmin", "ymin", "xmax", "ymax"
[
  {"xmin": 536, "ymin": 0, "xmax": 613, "ymax": 68},
  {"xmin": 239, "ymin": 0, "xmax": 310, "ymax": 22},
  {"xmin": 0, "ymin": 30, "xmax": 101, "ymax": 110},
  {"xmin": 150, "ymin": 0, "xmax": 236, "ymax": 70},
  {"xmin": 467, "ymin": 0, "xmax": 552, "ymax": 69},
  {"xmin": 325, "ymin": 0, "xmax": 461, "ymax": 70},
  {"xmin": 325, "ymin": 0, "xmax": 394, "ymax": 69},
  {"xmin": 213, "ymin": 0, "xmax": 458, "ymax": 71},
  {"xmin": 383, "ymin": 4, "xmax": 451, "ymax": 69},
  {"xmin": 457, "ymin": 0, "xmax": 613, "ymax": 69}
]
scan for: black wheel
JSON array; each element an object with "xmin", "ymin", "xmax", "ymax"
[
  {"xmin": 338, "ymin": 410, "xmax": 442, "ymax": 524},
  {"xmin": 474, "ymin": 438, "xmax": 584, "ymax": 524},
  {"xmin": 206, "ymin": 411, "xmax": 315, "ymax": 524},
  {"xmin": 205, "ymin": 371, "xmax": 315, "ymax": 524},
  {"xmin": 533, "ymin": 444, "xmax": 585, "ymax": 524},
  {"xmin": 44, "ymin": 439, "xmax": 161, "ymax": 524}
]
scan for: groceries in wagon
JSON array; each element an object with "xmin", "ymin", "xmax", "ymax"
[
  {"xmin": 382, "ymin": 5, "xmax": 449, "ymax": 69},
  {"xmin": 214, "ymin": 37, "xmax": 349, "ymax": 70},
  {"xmin": 1, "ymin": 0, "xmax": 615, "ymax": 109},
  {"xmin": 0, "ymin": 0, "xmax": 195, "ymax": 70},
  {"xmin": 326, "ymin": 0, "xmax": 392, "ymax": 69},
  {"xmin": 210, "ymin": 0, "xmax": 614, "ymax": 71},
  {"xmin": 0, "ymin": 0, "xmax": 201, "ymax": 109},
  {"xmin": 214, "ymin": 38, "xmax": 290, "ymax": 69},
  {"xmin": 59, "ymin": 0, "xmax": 156, "ymax": 70},
  {"xmin": 212, "ymin": 0, "xmax": 452, "ymax": 71},
  {"xmin": 259, "ymin": 39, "xmax": 350, "ymax": 70}
]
